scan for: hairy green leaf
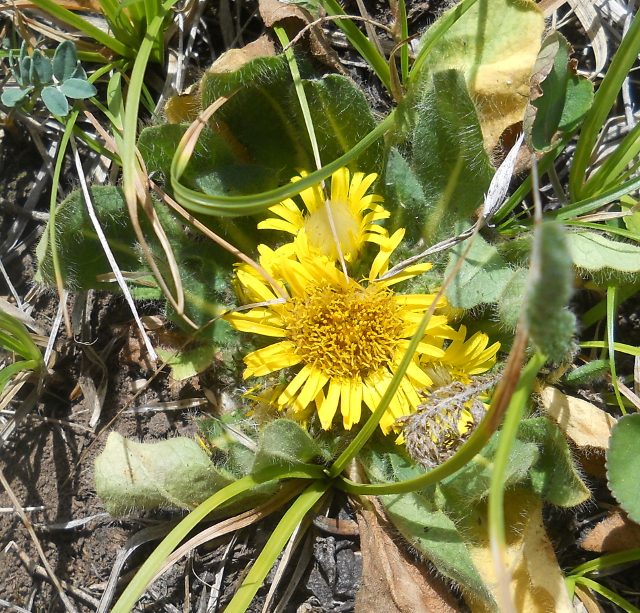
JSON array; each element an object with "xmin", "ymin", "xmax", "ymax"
[{"xmin": 607, "ymin": 413, "xmax": 640, "ymax": 523}]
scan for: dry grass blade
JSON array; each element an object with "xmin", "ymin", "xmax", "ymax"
[
  {"xmin": 70, "ymin": 139, "xmax": 159, "ymax": 362},
  {"xmin": 272, "ymin": 532, "xmax": 315, "ymax": 613},
  {"xmin": 151, "ymin": 181, "xmax": 288, "ymax": 299},
  {"xmin": 0, "ymin": 298, "xmax": 44, "ymax": 335},
  {"xmin": 82, "ymin": 110, "xmax": 196, "ymax": 330},
  {"xmin": 96, "ymin": 522, "xmax": 176, "ymax": 613},
  {"xmin": 150, "ymin": 480, "xmax": 308, "ymax": 584},
  {"xmin": 568, "ymin": 0, "xmax": 608, "ymax": 74},
  {"xmin": 0, "ymin": 468, "xmax": 79, "ymax": 613}
]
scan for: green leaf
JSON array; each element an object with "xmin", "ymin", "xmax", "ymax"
[
  {"xmin": 607, "ymin": 413, "xmax": 640, "ymax": 523},
  {"xmin": 41, "ymin": 85, "xmax": 69, "ymax": 116},
  {"xmin": 384, "ymin": 492, "xmax": 495, "ymax": 606},
  {"xmin": 525, "ymin": 32, "xmax": 592, "ymax": 152},
  {"xmin": 412, "ymin": 70, "xmax": 495, "ymax": 244},
  {"xmin": 156, "ymin": 345, "xmax": 216, "ymax": 381},
  {"xmin": 53, "ymin": 40, "xmax": 79, "ymax": 81},
  {"xmin": 563, "ymin": 359, "xmax": 610, "ymax": 385},
  {"xmin": 60, "ymin": 77, "xmax": 97, "ymax": 99},
  {"xmin": 437, "ymin": 436, "xmax": 539, "ymax": 508},
  {"xmin": 252, "ymin": 419, "xmax": 329, "ymax": 473},
  {"xmin": 20, "ymin": 55, "xmax": 32, "ymax": 86},
  {"xmin": 199, "ymin": 55, "xmax": 382, "ymax": 185},
  {"xmin": 527, "ymin": 222, "xmax": 576, "ymax": 361},
  {"xmin": 518, "ymin": 418, "xmax": 590, "ymax": 507},
  {"xmin": 1, "ymin": 86, "xmax": 34, "ymax": 108},
  {"xmin": 498, "ymin": 268, "xmax": 528, "ymax": 329},
  {"xmin": 31, "ymin": 49, "xmax": 53, "ymax": 85},
  {"xmin": 35, "ymin": 186, "xmax": 160, "ymax": 294},
  {"xmin": 138, "ymin": 124, "xmax": 235, "ymax": 181},
  {"xmin": 445, "ymin": 226, "xmax": 514, "ymax": 309},
  {"xmin": 567, "ymin": 230, "xmax": 640, "ymax": 274},
  {"xmin": 94, "ymin": 432, "xmax": 234, "ymax": 516},
  {"xmin": 558, "ymin": 69, "xmax": 594, "ymax": 132},
  {"xmin": 380, "ymin": 148, "xmax": 428, "ymax": 242},
  {"xmin": 360, "ymin": 445, "xmax": 495, "ymax": 607}
]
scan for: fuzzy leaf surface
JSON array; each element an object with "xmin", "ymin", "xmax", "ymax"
[{"xmin": 607, "ymin": 413, "xmax": 640, "ymax": 523}]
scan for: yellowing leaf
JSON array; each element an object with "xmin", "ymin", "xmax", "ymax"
[
  {"xmin": 461, "ymin": 489, "xmax": 574, "ymax": 613},
  {"xmin": 425, "ymin": 0, "xmax": 544, "ymax": 152}
]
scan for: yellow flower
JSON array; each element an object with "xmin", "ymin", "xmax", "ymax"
[
  {"xmin": 225, "ymin": 230, "xmax": 500, "ymax": 435},
  {"xmin": 258, "ymin": 168, "xmax": 390, "ymax": 262}
]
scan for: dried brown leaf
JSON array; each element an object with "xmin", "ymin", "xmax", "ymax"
[
  {"xmin": 540, "ymin": 386, "xmax": 616, "ymax": 447},
  {"xmin": 354, "ymin": 508, "xmax": 460, "ymax": 613},
  {"xmin": 580, "ymin": 509, "xmax": 640, "ymax": 553},
  {"xmin": 258, "ymin": 0, "xmax": 346, "ymax": 74},
  {"xmin": 540, "ymin": 386, "xmax": 615, "ymax": 477}
]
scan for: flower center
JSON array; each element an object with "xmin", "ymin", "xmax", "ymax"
[
  {"xmin": 282, "ymin": 283, "xmax": 404, "ymax": 378},
  {"xmin": 303, "ymin": 199, "xmax": 360, "ymax": 259}
]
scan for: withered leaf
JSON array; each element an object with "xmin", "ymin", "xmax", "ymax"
[{"xmin": 355, "ymin": 508, "xmax": 460, "ymax": 613}]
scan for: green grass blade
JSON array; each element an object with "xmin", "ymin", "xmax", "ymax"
[
  {"xmin": 581, "ymin": 340, "xmax": 640, "ymax": 357},
  {"xmin": 565, "ymin": 221, "xmax": 640, "ymax": 243},
  {"xmin": 275, "ymin": 27, "xmax": 323, "ymax": 171},
  {"xmin": 224, "ymin": 479, "xmax": 330, "ymax": 613},
  {"xmin": 582, "ymin": 120, "xmax": 640, "ymax": 196},
  {"xmin": 27, "ymin": 0, "xmax": 130, "ymax": 57},
  {"xmin": 318, "ymin": 0, "xmax": 391, "ymax": 92},
  {"xmin": 570, "ymin": 548, "xmax": 640, "ymax": 577},
  {"xmin": 111, "ymin": 466, "xmax": 324, "ymax": 613},
  {"xmin": 582, "ymin": 282, "xmax": 640, "ymax": 328},
  {"xmin": 399, "ymin": 0, "xmax": 409, "ymax": 84},
  {"xmin": 569, "ymin": 12, "xmax": 640, "ymax": 200},
  {"xmin": 487, "ymin": 352, "xmax": 547, "ymax": 609},
  {"xmin": 170, "ymin": 111, "xmax": 395, "ymax": 217},
  {"xmin": 574, "ymin": 577, "xmax": 640, "ymax": 613},
  {"xmin": 0, "ymin": 360, "xmax": 40, "ymax": 395}
]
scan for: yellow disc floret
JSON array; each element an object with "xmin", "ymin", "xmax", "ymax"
[{"xmin": 282, "ymin": 283, "xmax": 404, "ymax": 379}]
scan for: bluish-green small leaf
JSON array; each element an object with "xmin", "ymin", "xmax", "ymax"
[
  {"xmin": 52, "ymin": 40, "xmax": 79, "ymax": 82},
  {"xmin": 1, "ymin": 86, "xmax": 34, "ymax": 108},
  {"xmin": 41, "ymin": 85, "xmax": 69, "ymax": 116},
  {"xmin": 71, "ymin": 62, "xmax": 88, "ymax": 80},
  {"xmin": 60, "ymin": 78, "xmax": 97, "ymax": 99},
  {"xmin": 607, "ymin": 413, "xmax": 640, "ymax": 523},
  {"xmin": 31, "ymin": 49, "xmax": 53, "ymax": 85},
  {"xmin": 20, "ymin": 55, "xmax": 32, "ymax": 86}
]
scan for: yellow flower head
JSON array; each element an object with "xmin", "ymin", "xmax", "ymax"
[
  {"xmin": 258, "ymin": 168, "xmax": 390, "ymax": 262},
  {"xmin": 225, "ymin": 227, "xmax": 500, "ymax": 435}
]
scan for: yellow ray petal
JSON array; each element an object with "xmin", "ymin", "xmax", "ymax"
[
  {"xmin": 318, "ymin": 378, "xmax": 342, "ymax": 429},
  {"xmin": 294, "ymin": 368, "xmax": 329, "ymax": 412},
  {"xmin": 244, "ymin": 341, "xmax": 302, "ymax": 377},
  {"xmin": 279, "ymin": 364, "xmax": 313, "ymax": 405},
  {"xmin": 257, "ymin": 219, "xmax": 300, "ymax": 235}
]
